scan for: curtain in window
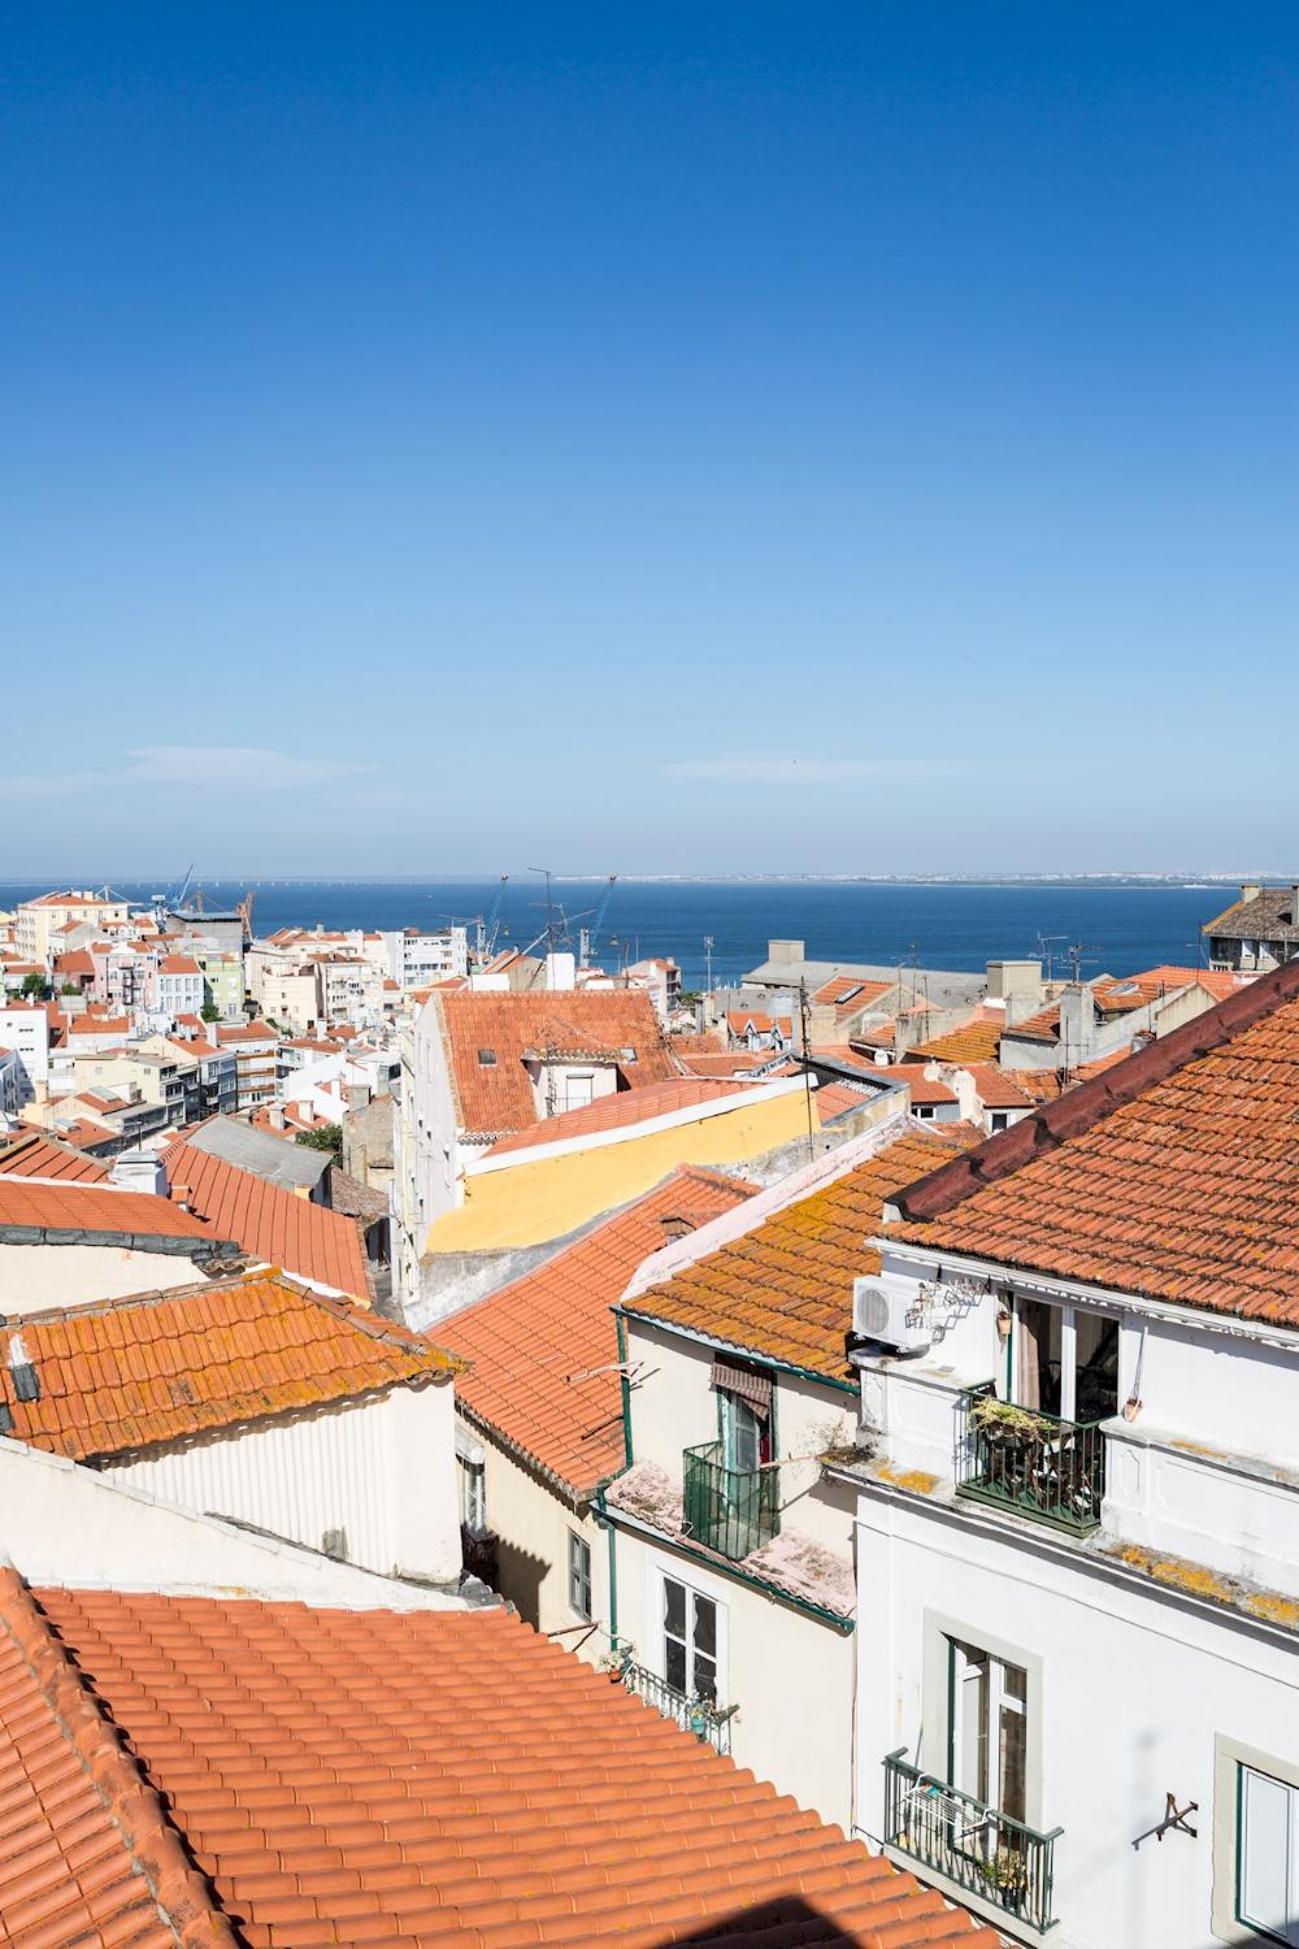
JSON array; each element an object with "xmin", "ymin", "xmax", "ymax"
[{"xmin": 1016, "ymin": 1302, "xmax": 1042, "ymax": 1410}]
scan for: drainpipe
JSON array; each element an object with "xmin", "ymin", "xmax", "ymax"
[
  {"xmin": 614, "ymin": 1310, "xmax": 633, "ymax": 1467},
  {"xmin": 595, "ymin": 1485, "xmax": 619, "ymax": 1651}
]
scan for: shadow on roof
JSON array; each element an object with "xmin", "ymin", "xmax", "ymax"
[{"xmin": 652, "ymin": 1894, "xmax": 874, "ymax": 1946}]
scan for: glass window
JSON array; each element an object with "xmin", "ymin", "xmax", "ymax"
[
  {"xmin": 662, "ymin": 1575, "xmax": 721, "ymax": 1703},
  {"xmin": 1239, "ymin": 1765, "xmax": 1299, "ymax": 1944},
  {"xmin": 721, "ymin": 1392, "xmax": 762, "ymax": 1474},
  {"xmin": 949, "ymin": 1637, "xmax": 1027, "ymax": 1821},
  {"xmin": 567, "ymin": 1531, "xmax": 592, "ymax": 1620},
  {"xmin": 461, "ymin": 1459, "xmax": 485, "ymax": 1533}
]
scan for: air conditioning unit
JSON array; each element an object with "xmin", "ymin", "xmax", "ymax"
[{"xmin": 852, "ymin": 1275, "xmax": 931, "ymax": 1356}]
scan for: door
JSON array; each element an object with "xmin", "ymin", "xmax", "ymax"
[
  {"xmin": 949, "ymin": 1638, "xmax": 1028, "ymax": 1821},
  {"xmin": 1239, "ymin": 1765, "xmax": 1299, "ymax": 1945}
]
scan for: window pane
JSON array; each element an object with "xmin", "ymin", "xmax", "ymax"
[
  {"xmin": 663, "ymin": 1578, "xmax": 685, "ymax": 1639},
  {"xmin": 1241, "ymin": 1766, "xmax": 1295, "ymax": 1941},
  {"xmin": 951, "ymin": 1641, "xmax": 990, "ymax": 1805},
  {"xmin": 693, "ymin": 1594, "xmax": 717, "ymax": 1659},
  {"xmin": 999, "ymin": 1693, "xmax": 1027, "ymax": 1823},
  {"xmin": 693, "ymin": 1653, "xmax": 717, "ymax": 1702},
  {"xmin": 665, "ymin": 1637, "xmax": 687, "ymax": 1692}
]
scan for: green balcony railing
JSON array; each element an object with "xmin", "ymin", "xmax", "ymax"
[
  {"xmin": 682, "ymin": 1441, "xmax": 779, "ymax": 1561},
  {"xmin": 955, "ymin": 1388, "xmax": 1106, "ymax": 1536},
  {"xmin": 884, "ymin": 1750, "xmax": 1062, "ymax": 1934},
  {"xmin": 619, "ymin": 1657, "xmax": 737, "ymax": 1754}
]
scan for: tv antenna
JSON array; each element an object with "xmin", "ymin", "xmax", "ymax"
[
  {"xmin": 527, "ymin": 866, "xmax": 559, "ymax": 953},
  {"xmin": 1036, "ymin": 934, "xmax": 1067, "ymax": 982},
  {"xmin": 1067, "ymin": 941, "xmax": 1098, "ymax": 983},
  {"xmin": 704, "ymin": 935, "xmax": 715, "ymax": 993}
]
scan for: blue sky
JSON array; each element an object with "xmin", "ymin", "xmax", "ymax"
[{"xmin": 3, "ymin": 6, "xmax": 1297, "ymax": 877}]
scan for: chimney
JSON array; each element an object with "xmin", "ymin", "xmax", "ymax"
[
  {"xmin": 269, "ymin": 1104, "xmax": 285, "ymax": 1131},
  {"xmin": 1058, "ymin": 985, "xmax": 1096, "ymax": 1065},
  {"xmin": 171, "ymin": 1183, "xmax": 191, "ymax": 1210},
  {"xmin": 111, "ymin": 1149, "xmax": 167, "ymax": 1197},
  {"xmin": 1241, "ymin": 883, "xmax": 1262, "ymax": 906},
  {"xmin": 7, "ymin": 1332, "xmax": 39, "ymax": 1404},
  {"xmin": 545, "ymin": 951, "xmax": 576, "ymax": 992}
]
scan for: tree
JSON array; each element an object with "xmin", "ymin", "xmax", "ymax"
[
  {"xmin": 200, "ymin": 1000, "xmax": 221, "ymax": 1024},
  {"xmin": 19, "ymin": 972, "xmax": 51, "ymax": 1001},
  {"xmin": 59, "ymin": 981, "xmax": 80, "ymax": 997},
  {"xmin": 295, "ymin": 1124, "xmax": 343, "ymax": 1157}
]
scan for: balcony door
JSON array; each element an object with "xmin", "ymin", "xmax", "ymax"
[
  {"xmin": 1013, "ymin": 1297, "xmax": 1118, "ymax": 1422},
  {"xmin": 949, "ymin": 1637, "xmax": 1027, "ymax": 1823},
  {"xmin": 661, "ymin": 1573, "xmax": 723, "ymax": 1705}
]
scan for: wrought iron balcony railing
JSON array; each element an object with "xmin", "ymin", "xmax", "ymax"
[
  {"xmin": 681, "ymin": 1440, "xmax": 779, "ymax": 1561},
  {"xmin": 884, "ymin": 1749, "xmax": 1062, "ymax": 1934},
  {"xmin": 619, "ymin": 1657, "xmax": 737, "ymax": 1755},
  {"xmin": 955, "ymin": 1388, "xmax": 1105, "ymax": 1536}
]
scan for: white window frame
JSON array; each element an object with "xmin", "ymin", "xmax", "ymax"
[
  {"xmin": 460, "ymin": 1457, "xmax": 486, "ymax": 1534},
  {"xmin": 921, "ymin": 1610, "xmax": 1044, "ymax": 1831},
  {"xmin": 567, "ymin": 1529, "xmax": 593, "ymax": 1620},
  {"xmin": 1214, "ymin": 1737, "xmax": 1299, "ymax": 1945},
  {"xmin": 654, "ymin": 1564, "xmax": 728, "ymax": 1705}
]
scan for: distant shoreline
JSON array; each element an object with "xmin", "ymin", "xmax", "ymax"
[{"xmin": 0, "ymin": 872, "xmax": 1277, "ymax": 889}]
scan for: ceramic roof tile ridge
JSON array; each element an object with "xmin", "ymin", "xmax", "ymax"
[
  {"xmin": 0, "ymin": 1564, "xmax": 237, "ymax": 1948},
  {"xmin": 893, "ymin": 955, "xmax": 1299, "ymax": 1224}
]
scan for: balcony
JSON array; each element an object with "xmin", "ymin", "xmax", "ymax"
[
  {"xmin": 682, "ymin": 1441, "xmax": 779, "ymax": 1561},
  {"xmin": 619, "ymin": 1657, "xmax": 737, "ymax": 1755},
  {"xmin": 955, "ymin": 1388, "xmax": 1105, "ymax": 1536},
  {"xmin": 884, "ymin": 1750, "xmax": 1062, "ymax": 1934}
]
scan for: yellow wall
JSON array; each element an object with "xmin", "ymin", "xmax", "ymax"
[{"xmin": 425, "ymin": 1086, "xmax": 813, "ymax": 1253}]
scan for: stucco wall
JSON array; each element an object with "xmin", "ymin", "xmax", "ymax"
[
  {"xmin": 0, "ymin": 1243, "xmax": 210, "ymax": 1309},
  {"xmin": 855, "ymin": 1485, "xmax": 1299, "ymax": 1949},
  {"xmin": 612, "ymin": 1522, "xmax": 855, "ymax": 1829}
]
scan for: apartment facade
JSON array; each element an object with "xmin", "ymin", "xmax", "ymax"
[{"xmin": 837, "ymin": 959, "xmax": 1299, "ymax": 1948}]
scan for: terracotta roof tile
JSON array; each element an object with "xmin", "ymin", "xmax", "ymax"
[
  {"xmin": 0, "ymin": 1270, "xmax": 455, "ymax": 1460},
  {"xmin": 812, "ymin": 975, "xmax": 893, "ymax": 1012},
  {"xmin": 627, "ymin": 1129, "xmax": 967, "ymax": 1381},
  {"xmin": 161, "ymin": 1138, "xmax": 372, "ymax": 1296},
  {"xmin": 441, "ymin": 1170, "xmax": 754, "ymax": 1496},
  {"xmin": 484, "ymin": 1075, "xmax": 755, "ymax": 1157},
  {"xmin": 0, "ymin": 1570, "xmax": 235, "ymax": 1949},
  {"xmin": 17, "ymin": 1583, "xmax": 997, "ymax": 1949},
  {"xmin": 888, "ymin": 958, "xmax": 1299, "ymax": 1326},
  {"xmin": 958, "ymin": 1063, "xmax": 1035, "ymax": 1110},
  {"xmin": 0, "ymin": 1178, "xmax": 217, "ymax": 1244},
  {"xmin": 0, "ymin": 1131, "xmax": 110, "ymax": 1183},
  {"xmin": 438, "ymin": 990, "xmax": 676, "ymax": 1139},
  {"xmin": 857, "ymin": 1066, "xmax": 958, "ymax": 1106},
  {"xmin": 908, "ymin": 1010, "xmax": 1005, "ymax": 1064}
]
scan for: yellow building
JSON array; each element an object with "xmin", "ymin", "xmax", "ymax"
[{"xmin": 424, "ymin": 1072, "xmax": 870, "ymax": 1255}]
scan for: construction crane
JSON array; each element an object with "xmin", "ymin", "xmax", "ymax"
[
  {"xmin": 477, "ymin": 874, "xmax": 509, "ymax": 960},
  {"xmin": 150, "ymin": 864, "xmax": 194, "ymax": 929},
  {"xmin": 578, "ymin": 875, "xmax": 618, "ymax": 969}
]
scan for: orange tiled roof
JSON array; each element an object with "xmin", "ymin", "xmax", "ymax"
[
  {"xmin": 960, "ymin": 1063, "xmax": 1034, "ymax": 1110},
  {"xmin": 68, "ymin": 1013, "xmax": 130, "ymax": 1037},
  {"xmin": 674, "ymin": 1048, "xmax": 777, "ymax": 1077},
  {"xmin": 441, "ymin": 1169, "xmax": 753, "ymax": 1496},
  {"xmin": 0, "ymin": 1270, "xmax": 455, "ymax": 1461},
  {"xmin": 438, "ymin": 989, "xmax": 676, "ymax": 1138},
  {"xmin": 0, "ymin": 1177, "xmax": 219, "ymax": 1245},
  {"xmin": 18, "ymin": 1583, "xmax": 997, "ymax": 1949},
  {"xmin": 1002, "ymin": 999, "xmax": 1061, "ymax": 1042},
  {"xmin": 812, "ymin": 974, "xmax": 893, "ymax": 1013},
  {"xmin": 158, "ymin": 953, "xmax": 201, "ymax": 975},
  {"xmin": 857, "ymin": 1065, "xmax": 958, "ymax": 1105},
  {"xmin": 813, "ymin": 1080, "xmax": 873, "ymax": 1121},
  {"xmin": 161, "ymin": 1138, "xmax": 372, "ymax": 1296},
  {"xmin": 484, "ymin": 1075, "xmax": 755, "ymax": 1157},
  {"xmin": 888, "ymin": 959, "xmax": 1299, "ymax": 1325},
  {"xmin": 909, "ymin": 1009, "xmax": 1004, "ymax": 1063},
  {"xmin": 726, "ymin": 1009, "xmax": 792, "ymax": 1036},
  {"xmin": 0, "ymin": 1130, "xmax": 110, "ymax": 1183},
  {"xmin": 626, "ymin": 1129, "xmax": 967, "ymax": 1380},
  {"xmin": 0, "ymin": 1570, "xmax": 233, "ymax": 1949}
]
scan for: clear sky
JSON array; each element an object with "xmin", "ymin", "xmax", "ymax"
[{"xmin": 3, "ymin": 5, "xmax": 1297, "ymax": 877}]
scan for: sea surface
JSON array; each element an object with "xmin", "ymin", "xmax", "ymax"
[{"xmin": 0, "ymin": 879, "xmax": 1235, "ymax": 992}]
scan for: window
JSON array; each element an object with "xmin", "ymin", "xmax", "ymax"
[
  {"xmin": 1011, "ymin": 1296, "xmax": 1119, "ymax": 1422},
  {"xmin": 948, "ymin": 1637, "xmax": 1028, "ymax": 1821},
  {"xmin": 720, "ymin": 1390, "xmax": 768, "ymax": 1472},
  {"xmin": 567, "ymin": 1531, "xmax": 592, "ymax": 1619},
  {"xmin": 1239, "ymin": 1765, "xmax": 1299, "ymax": 1944},
  {"xmin": 661, "ymin": 1574, "xmax": 721, "ymax": 1703},
  {"xmin": 461, "ymin": 1459, "xmax": 486, "ymax": 1533},
  {"xmin": 990, "ymin": 1111, "xmax": 1010, "ymax": 1133},
  {"xmin": 563, "ymin": 1070, "xmax": 595, "ymax": 1111}
]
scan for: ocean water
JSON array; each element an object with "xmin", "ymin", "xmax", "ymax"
[{"xmin": 0, "ymin": 879, "xmax": 1232, "ymax": 992}]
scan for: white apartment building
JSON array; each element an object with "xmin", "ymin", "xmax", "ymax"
[
  {"xmin": 381, "ymin": 925, "xmax": 468, "ymax": 990},
  {"xmin": 603, "ymin": 1117, "xmax": 961, "ymax": 1833},
  {"xmin": 837, "ymin": 958, "xmax": 1299, "ymax": 1949},
  {"xmin": 148, "ymin": 952, "xmax": 205, "ymax": 1020},
  {"xmin": 0, "ymin": 1002, "xmax": 51, "ymax": 1105},
  {"xmin": 15, "ymin": 890, "xmax": 128, "ymax": 967}
]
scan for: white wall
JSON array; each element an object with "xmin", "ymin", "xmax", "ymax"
[
  {"xmin": 854, "ymin": 1483, "xmax": 1299, "ymax": 1949},
  {"xmin": 107, "ymin": 1379, "xmax": 461, "ymax": 1584},
  {"xmin": 0, "ymin": 1436, "xmax": 469, "ymax": 1609},
  {"xmin": 0, "ymin": 1243, "xmax": 210, "ymax": 1309},
  {"xmin": 613, "ymin": 1521, "xmax": 856, "ymax": 1830}
]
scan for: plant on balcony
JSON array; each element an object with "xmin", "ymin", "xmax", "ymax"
[
  {"xmin": 967, "ymin": 1395, "xmax": 1051, "ymax": 1446},
  {"xmin": 980, "ymin": 1843, "xmax": 1030, "ymax": 1908}
]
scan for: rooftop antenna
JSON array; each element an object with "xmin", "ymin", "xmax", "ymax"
[
  {"xmin": 1036, "ymin": 934, "xmax": 1067, "ymax": 983},
  {"xmin": 704, "ymin": 935, "xmax": 715, "ymax": 993},
  {"xmin": 1067, "ymin": 941, "xmax": 1097, "ymax": 983}
]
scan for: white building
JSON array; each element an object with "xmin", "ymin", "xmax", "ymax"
[
  {"xmin": 603, "ymin": 1115, "xmax": 964, "ymax": 1831},
  {"xmin": 148, "ymin": 951, "xmax": 205, "ymax": 1020},
  {"xmin": 381, "ymin": 925, "xmax": 469, "ymax": 989},
  {"xmin": 837, "ymin": 956, "xmax": 1299, "ymax": 1948},
  {"xmin": 0, "ymin": 1001, "xmax": 51, "ymax": 1104}
]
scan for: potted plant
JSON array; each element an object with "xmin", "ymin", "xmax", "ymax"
[
  {"xmin": 981, "ymin": 1843, "xmax": 1030, "ymax": 1910},
  {"xmin": 968, "ymin": 1395, "xmax": 1050, "ymax": 1447}
]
